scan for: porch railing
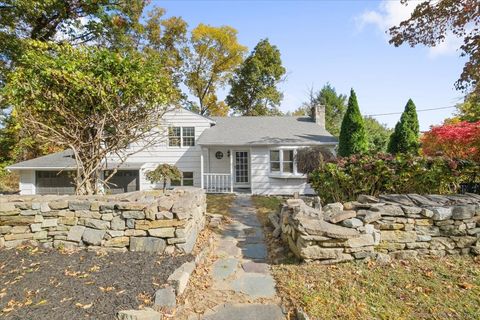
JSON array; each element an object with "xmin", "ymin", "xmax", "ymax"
[{"xmin": 203, "ymin": 173, "xmax": 232, "ymax": 193}]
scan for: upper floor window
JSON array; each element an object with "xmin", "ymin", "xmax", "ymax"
[
  {"xmin": 169, "ymin": 127, "xmax": 195, "ymax": 147},
  {"xmin": 270, "ymin": 149, "xmax": 296, "ymax": 174}
]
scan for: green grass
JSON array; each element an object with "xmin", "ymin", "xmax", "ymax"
[
  {"xmin": 206, "ymin": 194, "xmax": 236, "ymax": 216},
  {"xmin": 273, "ymin": 256, "xmax": 480, "ymax": 320}
]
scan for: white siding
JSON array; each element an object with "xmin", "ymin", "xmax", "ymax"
[
  {"xmin": 111, "ymin": 108, "xmax": 213, "ymax": 190},
  {"xmin": 19, "ymin": 170, "xmax": 35, "ymax": 195},
  {"xmin": 250, "ymin": 146, "xmax": 334, "ymax": 195}
]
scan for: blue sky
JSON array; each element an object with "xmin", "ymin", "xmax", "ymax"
[{"xmin": 152, "ymin": 0, "xmax": 466, "ymax": 130}]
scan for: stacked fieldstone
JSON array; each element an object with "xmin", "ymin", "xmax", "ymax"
[
  {"xmin": 274, "ymin": 193, "xmax": 480, "ymax": 263},
  {"xmin": 0, "ymin": 187, "xmax": 206, "ymax": 254}
]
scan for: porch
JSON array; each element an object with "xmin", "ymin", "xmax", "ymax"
[{"xmin": 200, "ymin": 147, "xmax": 251, "ymax": 194}]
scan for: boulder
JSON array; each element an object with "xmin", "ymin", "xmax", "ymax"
[
  {"xmin": 380, "ymin": 230, "xmax": 417, "ymax": 243},
  {"xmin": 341, "ymin": 218, "xmax": 363, "ymax": 228},
  {"xmin": 154, "ymin": 286, "xmax": 176, "ymax": 308},
  {"xmin": 111, "ymin": 216, "xmax": 126, "ymax": 230},
  {"xmin": 148, "ymin": 227, "xmax": 175, "ymax": 238},
  {"xmin": 299, "ymin": 217, "xmax": 360, "ymax": 239},
  {"xmin": 452, "ymin": 205, "xmax": 475, "ymax": 220},
  {"xmin": 299, "ymin": 246, "xmax": 344, "ymax": 260},
  {"xmin": 121, "ymin": 211, "xmax": 145, "ymax": 220},
  {"xmin": 379, "ymin": 194, "xmax": 415, "ymax": 206},
  {"xmin": 48, "ymin": 200, "xmax": 69, "ymax": 210},
  {"xmin": 431, "ymin": 207, "xmax": 453, "ymax": 221},
  {"xmin": 346, "ymin": 234, "xmax": 374, "ymax": 248},
  {"xmin": 376, "ymin": 205, "xmax": 404, "ymax": 216},
  {"xmin": 360, "ymin": 211, "xmax": 382, "ymax": 223},
  {"xmin": 68, "ymin": 200, "xmax": 91, "ymax": 211},
  {"xmin": 85, "ymin": 218, "xmax": 110, "ymax": 230}
]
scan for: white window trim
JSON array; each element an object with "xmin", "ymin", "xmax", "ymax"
[
  {"xmin": 168, "ymin": 126, "xmax": 195, "ymax": 148},
  {"xmin": 269, "ymin": 147, "xmax": 302, "ymax": 177}
]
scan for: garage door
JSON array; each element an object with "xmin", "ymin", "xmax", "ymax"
[
  {"xmin": 104, "ymin": 170, "xmax": 139, "ymax": 194},
  {"xmin": 36, "ymin": 171, "xmax": 75, "ymax": 195}
]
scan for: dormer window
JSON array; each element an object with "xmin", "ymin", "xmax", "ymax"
[{"xmin": 169, "ymin": 127, "xmax": 195, "ymax": 147}]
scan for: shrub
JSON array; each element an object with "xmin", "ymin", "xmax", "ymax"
[
  {"xmin": 309, "ymin": 153, "xmax": 479, "ymax": 203},
  {"xmin": 296, "ymin": 146, "xmax": 336, "ymax": 175},
  {"xmin": 146, "ymin": 164, "xmax": 182, "ymax": 191},
  {"xmin": 421, "ymin": 120, "xmax": 480, "ymax": 161}
]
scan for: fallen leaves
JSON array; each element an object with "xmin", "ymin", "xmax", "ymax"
[
  {"xmin": 75, "ymin": 302, "xmax": 93, "ymax": 309},
  {"xmin": 99, "ymin": 286, "xmax": 115, "ymax": 293}
]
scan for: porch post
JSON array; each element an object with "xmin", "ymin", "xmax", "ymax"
[
  {"xmin": 230, "ymin": 148, "xmax": 233, "ymax": 193},
  {"xmin": 200, "ymin": 147, "xmax": 204, "ymax": 189}
]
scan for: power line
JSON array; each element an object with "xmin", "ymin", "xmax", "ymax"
[{"xmin": 365, "ymin": 105, "xmax": 457, "ymax": 117}]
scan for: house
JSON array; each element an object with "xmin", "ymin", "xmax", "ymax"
[{"xmin": 7, "ymin": 106, "xmax": 338, "ymax": 195}]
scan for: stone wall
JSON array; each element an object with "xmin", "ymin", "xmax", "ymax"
[
  {"xmin": 0, "ymin": 187, "xmax": 206, "ymax": 254},
  {"xmin": 274, "ymin": 193, "xmax": 480, "ymax": 263}
]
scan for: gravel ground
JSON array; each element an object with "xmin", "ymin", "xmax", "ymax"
[{"xmin": 0, "ymin": 245, "xmax": 192, "ymax": 319}]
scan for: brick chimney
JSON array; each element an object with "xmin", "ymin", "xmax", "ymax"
[{"xmin": 311, "ymin": 105, "xmax": 325, "ymax": 127}]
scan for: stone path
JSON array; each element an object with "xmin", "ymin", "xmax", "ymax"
[{"xmin": 192, "ymin": 195, "xmax": 284, "ymax": 320}]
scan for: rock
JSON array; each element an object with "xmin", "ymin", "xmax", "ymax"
[
  {"xmin": 329, "ymin": 210, "xmax": 356, "ymax": 224},
  {"xmin": 30, "ymin": 223, "xmax": 42, "ymax": 232},
  {"xmin": 406, "ymin": 242, "xmax": 430, "ymax": 249},
  {"xmin": 101, "ymin": 213, "xmax": 113, "ymax": 221},
  {"xmin": 341, "ymin": 218, "xmax": 363, "ymax": 228},
  {"xmin": 68, "ymin": 200, "xmax": 91, "ymax": 211},
  {"xmin": 407, "ymin": 194, "xmax": 440, "ymax": 206},
  {"xmin": 357, "ymin": 195, "xmax": 379, "ymax": 203},
  {"xmin": 0, "ymin": 237, "xmax": 4, "ymax": 248},
  {"xmin": 129, "ymin": 237, "xmax": 166, "ymax": 253},
  {"xmin": 430, "ymin": 237, "xmax": 456, "ymax": 250},
  {"xmin": 0, "ymin": 203, "xmax": 16, "ymax": 213},
  {"xmin": 107, "ymin": 230, "xmax": 124, "ymax": 237},
  {"xmin": 296, "ymin": 308, "xmax": 311, "ymax": 320},
  {"xmin": 111, "ymin": 216, "xmax": 126, "ymax": 230},
  {"xmin": 452, "ymin": 205, "xmax": 475, "ymax": 220},
  {"xmin": 0, "ymin": 215, "xmax": 35, "ymax": 226},
  {"xmin": 58, "ymin": 216, "xmax": 78, "ymax": 225},
  {"xmin": 47, "ymin": 200, "xmax": 68, "ymax": 210},
  {"xmin": 416, "ymin": 234, "xmax": 432, "ymax": 242},
  {"xmin": 376, "ymin": 205, "xmax": 404, "ymax": 216},
  {"xmin": 67, "ymin": 226, "xmax": 86, "ymax": 242},
  {"xmin": 431, "ymin": 207, "xmax": 453, "ymax": 221},
  {"xmin": 421, "ymin": 208, "xmax": 434, "ymax": 218},
  {"xmin": 380, "ymin": 230, "xmax": 417, "ymax": 243},
  {"xmin": 299, "ymin": 246, "xmax": 344, "ymax": 260},
  {"xmin": 104, "ymin": 236, "xmax": 129, "ymax": 247},
  {"xmin": 85, "ymin": 218, "xmax": 110, "ymax": 230},
  {"xmin": 135, "ymin": 219, "xmax": 185, "ymax": 230},
  {"xmin": 300, "ymin": 217, "xmax": 360, "ymax": 239},
  {"xmin": 156, "ymin": 211, "xmax": 174, "ymax": 220},
  {"xmin": 148, "ymin": 227, "xmax": 175, "ymax": 238},
  {"xmin": 116, "ymin": 203, "xmax": 148, "ymax": 211},
  {"xmin": 121, "ymin": 211, "xmax": 145, "ymax": 220},
  {"xmin": 124, "ymin": 229, "xmax": 147, "ymax": 236},
  {"xmin": 322, "ymin": 202, "xmax": 343, "ymax": 214},
  {"xmin": 390, "ymin": 250, "xmax": 418, "ymax": 260},
  {"xmin": 377, "ymin": 221, "xmax": 404, "ymax": 230},
  {"xmin": 154, "ymin": 286, "xmax": 176, "ymax": 308},
  {"xmin": 451, "ymin": 236, "xmax": 477, "ymax": 248},
  {"xmin": 379, "ymin": 194, "xmax": 415, "ymax": 206},
  {"xmin": 117, "ymin": 309, "xmax": 162, "ymax": 320},
  {"xmin": 346, "ymin": 234, "xmax": 374, "ymax": 248},
  {"xmin": 41, "ymin": 219, "xmax": 58, "ymax": 228},
  {"xmin": 401, "ymin": 206, "xmax": 422, "ymax": 215},
  {"xmin": 361, "ymin": 211, "xmax": 382, "ymax": 223},
  {"xmin": 168, "ymin": 261, "xmax": 195, "ymax": 295},
  {"xmin": 0, "ymin": 226, "xmax": 12, "ymax": 234},
  {"xmin": 415, "ymin": 225, "xmax": 440, "ymax": 236},
  {"xmin": 82, "ymin": 228, "xmax": 106, "ymax": 245}
]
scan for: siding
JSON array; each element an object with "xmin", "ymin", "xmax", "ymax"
[
  {"xmin": 110, "ymin": 108, "xmax": 213, "ymax": 190},
  {"xmin": 250, "ymin": 146, "xmax": 334, "ymax": 195}
]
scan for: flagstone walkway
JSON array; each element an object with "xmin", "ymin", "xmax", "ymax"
[{"xmin": 186, "ymin": 194, "xmax": 284, "ymax": 320}]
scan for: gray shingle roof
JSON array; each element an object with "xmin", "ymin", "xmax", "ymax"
[
  {"xmin": 7, "ymin": 150, "xmax": 145, "ymax": 170},
  {"xmin": 197, "ymin": 116, "xmax": 338, "ymax": 146}
]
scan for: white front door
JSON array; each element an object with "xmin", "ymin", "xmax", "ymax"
[{"xmin": 234, "ymin": 151, "xmax": 249, "ymax": 187}]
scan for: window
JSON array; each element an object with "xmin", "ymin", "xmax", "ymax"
[
  {"xmin": 270, "ymin": 149, "xmax": 297, "ymax": 174},
  {"xmin": 182, "ymin": 127, "xmax": 195, "ymax": 146},
  {"xmin": 168, "ymin": 126, "xmax": 195, "ymax": 147},
  {"xmin": 171, "ymin": 172, "xmax": 194, "ymax": 186},
  {"xmin": 168, "ymin": 127, "xmax": 181, "ymax": 147}
]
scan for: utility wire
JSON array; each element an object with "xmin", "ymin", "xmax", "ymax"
[{"xmin": 365, "ymin": 105, "xmax": 457, "ymax": 117}]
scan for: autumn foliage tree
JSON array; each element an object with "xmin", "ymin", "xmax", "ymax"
[{"xmin": 421, "ymin": 120, "xmax": 480, "ymax": 161}]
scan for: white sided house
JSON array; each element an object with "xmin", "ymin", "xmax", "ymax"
[{"xmin": 7, "ymin": 106, "xmax": 337, "ymax": 195}]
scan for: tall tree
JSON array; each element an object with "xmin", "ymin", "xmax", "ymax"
[
  {"xmin": 1, "ymin": 41, "xmax": 177, "ymax": 194},
  {"xmin": 226, "ymin": 39, "xmax": 286, "ymax": 115},
  {"xmin": 388, "ymin": 99, "xmax": 420, "ymax": 154},
  {"xmin": 364, "ymin": 117, "xmax": 393, "ymax": 153},
  {"xmin": 389, "ymin": 0, "xmax": 480, "ymax": 95},
  {"xmin": 455, "ymin": 93, "xmax": 480, "ymax": 122},
  {"xmin": 338, "ymin": 89, "xmax": 368, "ymax": 157},
  {"xmin": 295, "ymin": 84, "xmax": 347, "ymax": 136},
  {"xmin": 184, "ymin": 24, "xmax": 246, "ymax": 116}
]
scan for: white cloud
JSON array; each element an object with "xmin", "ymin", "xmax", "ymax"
[{"xmin": 357, "ymin": 0, "xmax": 459, "ymax": 57}]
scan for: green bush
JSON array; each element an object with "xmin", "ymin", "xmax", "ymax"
[{"xmin": 309, "ymin": 153, "xmax": 479, "ymax": 203}]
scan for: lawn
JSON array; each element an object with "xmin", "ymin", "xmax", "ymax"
[
  {"xmin": 251, "ymin": 195, "xmax": 480, "ymax": 320},
  {"xmin": 206, "ymin": 194, "xmax": 236, "ymax": 216}
]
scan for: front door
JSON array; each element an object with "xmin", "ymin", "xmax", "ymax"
[{"xmin": 234, "ymin": 151, "xmax": 249, "ymax": 187}]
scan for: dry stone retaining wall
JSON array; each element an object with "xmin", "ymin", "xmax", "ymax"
[
  {"xmin": 0, "ymin": 187, "xmax": 206, "ymax": 254},
  {"xmin": 276, "ymin": 193, "xmax": 480, "ymax": 263}
]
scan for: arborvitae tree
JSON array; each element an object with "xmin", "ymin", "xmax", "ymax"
[
  {"xmin": 387, "ymin": 99, "xmax": 420, "ymax": 154},
  {"xmin": 338, "ymin": 89, "xmax": 368, "ymax": 157}
]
